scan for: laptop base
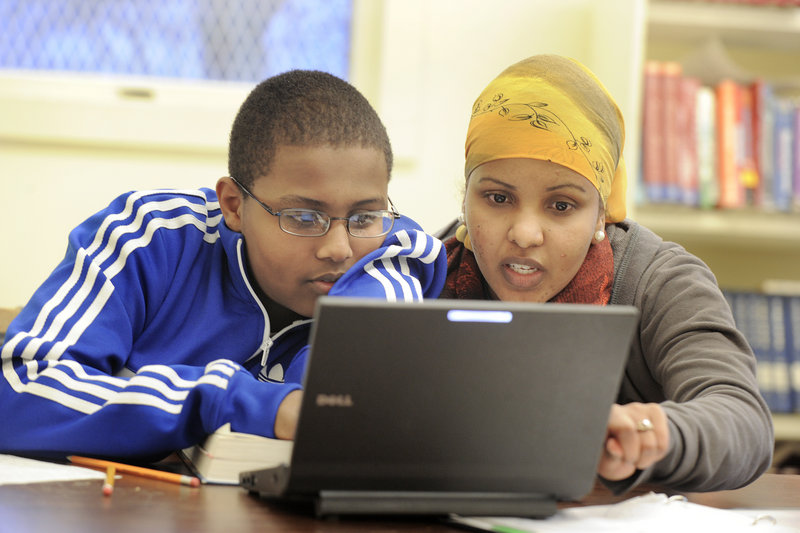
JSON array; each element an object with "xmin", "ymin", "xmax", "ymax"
[
  {"xmin": 313, "ymin": 490, "xmax": 557, "ymax": 518},
  {"xmin": 242, "ymin": 464, "xmax": 557, "ymax": 518}
]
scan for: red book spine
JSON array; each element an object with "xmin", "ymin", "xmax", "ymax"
[
  {"xmin": 642, "ymin": 61, "xmax": 665, "ymax": 203},
  {"xmin": 662, "ymin": 61, "xmax": 683, "ymax": 203},
  {"xmin": 676, "ymin": 76, "xmax": 700, "ymax": 206},
  {"xmin": 716, "ymin": 79, "xmax": 745, "ymax": 208},
  {"xmin": 738, "ymin": 84, "xmax": 760, "ymax": 206}
]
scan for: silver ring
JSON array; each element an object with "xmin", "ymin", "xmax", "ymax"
[{"xmin": 636, "ymin": 418, "xmax": 654, "ymax": 432}]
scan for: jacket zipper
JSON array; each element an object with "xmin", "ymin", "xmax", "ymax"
[
  {"xmin": 234, "ymin": 239, "xmax": 313, "ymax": 367},
  {"xmin": 234, "ymin": 239, "xmax": 272, "ymax": 365}
]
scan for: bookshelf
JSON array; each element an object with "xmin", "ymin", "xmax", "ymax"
[
  {"xmin": 636, "ymin": 0, "xmax": 800, "ymax": 289},
  {"xmin": 636, "ymin": 0, "xmax": 800, "ymax": 457},
  {"xmin": 634, "ymin": 206, "xmax": 800, "ymax": 291},
  {"xmin": 636, "ymin": 0, "xmax": 800, "ymax": 290}
]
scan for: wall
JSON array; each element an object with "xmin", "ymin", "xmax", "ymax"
[
  {"xmin": 0, "ymin": 0, "xmax": 646, "ymax": 309},
  {"xmin": 373, "ymin": 0, "xmax": 646, "ymax": 235},
  {"xmin": 0, "ymin": 76, "xmax": 250, "ymax": 308}
]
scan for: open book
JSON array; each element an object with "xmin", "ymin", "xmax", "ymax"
[{"xmin": 179, "ymin": 424, "xmax": 292, "ymax": 485}]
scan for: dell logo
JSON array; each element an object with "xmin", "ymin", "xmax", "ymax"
[{"xmin": 315, "ymin": 393, "xmax": 354, "ymax": 407}]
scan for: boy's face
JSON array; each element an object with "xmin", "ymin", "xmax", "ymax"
[{"xmin": 219, "ymin": 144, "xmax": 389, "ymax": 318}]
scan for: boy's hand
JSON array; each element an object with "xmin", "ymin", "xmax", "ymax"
[
  {"xmin": 274, "ymin": 390, "xmax": 303, "ymax": 440},
  {"xmin": 598, "ymin": 402, "xmax": 669, "ymax": 481}
]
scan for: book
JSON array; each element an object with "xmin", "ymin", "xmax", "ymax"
[
  {"xmin": 179, "ymin": 424, "xmax": 293, "ymax": 485},
  {"xmin": 662, "ymin": 61, "xmax": 683, "ymax": 204},
  {"xmin": 794, "ymin": 105, "xmax": 800, "ymax": 212},
  {"xmin": 642, "ymin": 61, "xmax": 666, "ymax": 203},
  {"xmin": 768, "ymin": 294, "xmax": 792, "ymax": 413},
  {"xmin": 751, "ymin": 79, "xmax": 775, "ymax": 209},
  {"xmin": 788, "ymin": 296, "xmax": 800, "ymax": 413},
  {"xmin": 715, "ymin": 79, "xmax": 745, "ymax": 209},
  {"xmin": 695, "ymin": 85, "xmax": 719, "ymax": 209},
  {"xmin": 641, "ymin": 60, "xmax": 697, "ymax": 206},
  {"xmin": 737, "ymin": 84, "xmax": 760, "ymax": 207},
  {"xmin": 730, "ymin": 286, "xmax": 800, "ymax": 414},
  {"xmin": 676, "ymin": 75, "xmax": 700, "ymax": 206},
  {"xmin": 773, "ymin": 97, "xmax": 796, "ymax": 212},
  {"xmin": 733, "ymin": 292, "xmax": 777, "ymax": 410}
]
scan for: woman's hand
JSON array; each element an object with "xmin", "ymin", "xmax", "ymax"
[
  {"xmin": 598, "ymin": 402, "xmax": 670, "ymax": 481},
  {"xmin": 274, "ymin": 390, "xmax": 303, "ymax": 440}
]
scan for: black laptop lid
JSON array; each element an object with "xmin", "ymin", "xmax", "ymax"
[{"xmin": 284, "ymin": 297, "xmax": 638, "ymax": 502}]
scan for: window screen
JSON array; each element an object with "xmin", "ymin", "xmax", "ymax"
[{"xmin": 0, "ymin": 0, "xmax": 352, "ymax": 82}]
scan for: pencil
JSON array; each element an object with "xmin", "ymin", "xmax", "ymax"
[
  {"xmin": 102, "ymin": 465, "xmax": 115, "ymax": 496},
  {"xmin": 68, "ymin": 455, "xmax": 201, "ymax": 487}
]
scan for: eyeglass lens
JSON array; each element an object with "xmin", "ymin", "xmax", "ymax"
[{"xmin": 279, "ymin": 209, "xmax": 395, "ymax": 237}]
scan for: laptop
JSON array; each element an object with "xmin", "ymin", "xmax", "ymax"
[{"xmin": 240, "ymin": 297, "xmax": 638, "ymax": 517}]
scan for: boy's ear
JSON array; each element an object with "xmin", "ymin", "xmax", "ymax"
[{"xmin": 216, "ymin": 177, "xmax": 244, "ymax": 232}]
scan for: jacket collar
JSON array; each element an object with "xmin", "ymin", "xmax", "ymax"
[{"xmin": 219, "ymin": 217, "xmax": 260, "ymax": 307}]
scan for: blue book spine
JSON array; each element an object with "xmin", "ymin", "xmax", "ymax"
[
  {"xmin": 773, "ymin": 99, "xmax": 795, "ymax": 212},
  {"xmin": 768, "ymin": 294, "xmax": 791, "ymax": 413},
  {"xmin": 735, "ymin": 292, "xmax": 776, "ymax": 411},
  {"xmin": 787, "ymin": 296, "xmax": 800, "ymax": 413},
  {"xmin": 753, "ymin": 293, "xmax": 777, "ymax": 412},
  {"xmin": 722, "ymin": 289, "xmax": 734, "ymax": 314}
]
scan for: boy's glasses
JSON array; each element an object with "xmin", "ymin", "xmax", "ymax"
[{"xmin": 229, "ymin": 176, "xmax": 401, "ymax": 238}]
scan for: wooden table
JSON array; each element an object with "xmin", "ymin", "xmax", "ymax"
[{"xmin": 1, "ymin": 473, "xmax": 797, "ymax": 533}]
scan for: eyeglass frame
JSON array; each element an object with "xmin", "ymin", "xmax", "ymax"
[{"xmin": 228, "ymin": 176, "xmax": 401, "ymax": 238}]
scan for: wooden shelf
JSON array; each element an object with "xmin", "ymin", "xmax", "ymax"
[
  {"xmin": 648, "ymin": 1, "xmax": 800, "ymax": 51},
  {"xmin": 774, "ymin": 413, "xmax": 800, "ymax": 442},
  {"xmin": 632, "ymin": 205, "xmax": 800, "ymax": 249},
  {"xmin": 631, "ymin": 205, "xmax": 800, "ymax": 290}
]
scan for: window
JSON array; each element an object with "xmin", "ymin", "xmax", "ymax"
[{"xmin": 0, "ymin": 0, "xmax": 353, "ymax": 82}]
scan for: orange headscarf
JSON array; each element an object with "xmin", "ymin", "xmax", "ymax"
[{"xmin": 464, "ymin": 55, "xmax": 627, "ymax": 222}]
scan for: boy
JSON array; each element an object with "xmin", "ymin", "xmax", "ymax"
[{"xmin": 0, "ymin": 70, "xmax": 445, "ymax": 459}]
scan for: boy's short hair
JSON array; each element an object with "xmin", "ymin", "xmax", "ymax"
[{"xmin": 228, "ymin": 70, "xmax": 393, "ymax": 188}]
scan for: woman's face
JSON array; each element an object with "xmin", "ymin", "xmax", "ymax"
[{"xmin": 464, "ymin": 157, "xmax": 605, "ymax": 303}]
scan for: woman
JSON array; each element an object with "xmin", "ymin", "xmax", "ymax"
[{"xmin": 438, "ymin": 55, "xmax": 772, "ymax": 493}]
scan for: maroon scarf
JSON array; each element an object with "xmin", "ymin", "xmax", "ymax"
[{"xmin": 440, "ymin": 236, "xmax": 614, "ymax": 305}]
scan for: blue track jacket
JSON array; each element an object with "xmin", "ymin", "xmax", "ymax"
[{"xmin": 0, "ymin": 188, "xmax": 445, "ymax": 459}]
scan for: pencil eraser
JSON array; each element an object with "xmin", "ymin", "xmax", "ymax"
[{"xmin": 102, "ymin": 484, "xmax": 113, "ymax": 496}]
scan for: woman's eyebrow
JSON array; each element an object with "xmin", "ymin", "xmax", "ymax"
[
  {"xmin": 545, "ymin": 183, "xmax": 588, "ymax": 193},
  {"xmin": 477, "ymin": 177, "xmax": 517, "ymax": 189},
  {"xmin": 477, "ymin": 178, "xmax": 588, "ymax": 194}
]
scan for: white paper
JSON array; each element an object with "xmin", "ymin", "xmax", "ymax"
[
  {"xmin": 0, "ymin": 454, "xmax": 106, "ymax": 485},
  {"xmin": 452, "ymin": 493, "xmax": 800, "ymax": 533}
]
